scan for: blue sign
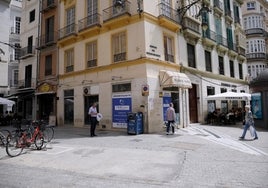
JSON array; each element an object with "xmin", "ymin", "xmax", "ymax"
[
  {"xmin": 163, "ymin": 92, "xmax": 171, "ymax": 121},
  {"xmin": 251, "ymin": 93, "xmax": 262, "ymax": 119},
  {"xmin": 112, "ymin": 93, "xmax": 132, "ymax": 128}
]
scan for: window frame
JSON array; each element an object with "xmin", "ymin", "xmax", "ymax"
[{"xmin": 112, "ymin": 31, "xmax": 127, "ymax": 63}]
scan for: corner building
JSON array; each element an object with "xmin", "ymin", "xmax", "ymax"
[
  {"xmin": 57, "ymin": 0, "xmax": 194, "ymax": 133},
  {"xmin": 57, "ymin": 0, "xmax": 248, "ymax": 132}
]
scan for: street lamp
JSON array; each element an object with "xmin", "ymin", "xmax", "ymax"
[{"xmin": 177, "ymin": 0, "xmax": 211, "ymax": 31}]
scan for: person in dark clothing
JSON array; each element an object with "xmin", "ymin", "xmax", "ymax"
[{"xmin": 88, "ymin": 102, "xmax": 98, "ymax": 137}]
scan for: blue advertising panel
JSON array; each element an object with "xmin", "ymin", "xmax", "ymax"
[
  {"xmin": 112, "ymin": 93, "xmax": 132, "ymax": 128},
  {"xmin": 251, "ymin": 93, "xmax": 262, "ymax": 119},
  {"xmin": 163, "ymin": 92, "xmax": 171, "ymax": 121}
]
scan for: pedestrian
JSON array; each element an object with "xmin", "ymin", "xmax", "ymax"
[
  {"xmin": 239, "ymin": 105, "xmax": 258, "ymax": 140},
  {"xmin": 88, "ymin": 102, "xmax": 98, "ymax": 137},
  {"xmin": 166, "ymin": 102, "xmax": 176, "ymax": 135}
]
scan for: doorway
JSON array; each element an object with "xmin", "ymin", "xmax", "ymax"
[
  {"xmin": 84, "ymin": 95, "xmax": 99, "ymax": 125},
  {"xmin": 189, "ymin": 84, "xmax": 198, "ymax": 123}
]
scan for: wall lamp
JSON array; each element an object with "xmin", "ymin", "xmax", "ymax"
[{"xmin": 177, "ymin": 0, "xmax": 211, "ymax": 31}]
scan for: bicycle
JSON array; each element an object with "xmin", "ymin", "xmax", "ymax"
[
  {"xmin": 6, "ymin": 121, "xmax": 44, "ymax": 157},
  {"xmin": 0, "ymin": 129, "xmax": 11, "ymax": 151},
  {"xmin": 32, "ymin": 120, "xmax": 55, "ymax": 145}
]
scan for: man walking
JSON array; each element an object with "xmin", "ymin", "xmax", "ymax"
[
  {"xmin": 88, "ymin": 102, "xmax": 98, "ymax": 137},
  {"xmin": 166, "ymin": 103, "xmax": 176, "ymax": 135}
]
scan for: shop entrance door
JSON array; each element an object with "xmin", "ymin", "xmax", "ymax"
[
  {"xmin": 84, "ymin": 95, "xmax": 98, "ymax": 125},
  {"xmin": 189, "ymin": 84, "xmax": 198, "ymax": 123}
]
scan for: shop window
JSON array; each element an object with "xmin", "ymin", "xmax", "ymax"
[{"xmin": 112, "ymin": 83, "xmax": 131, "ymax": 92}]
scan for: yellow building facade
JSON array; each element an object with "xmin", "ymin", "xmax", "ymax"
[{"xmin": 57, "ymin": 0, "xmax": 192, "ymax": 133}]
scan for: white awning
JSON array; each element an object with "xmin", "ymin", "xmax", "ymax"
[{"xmin": 159, "ymin": 70, "xmax": 192, "ymax": 89}]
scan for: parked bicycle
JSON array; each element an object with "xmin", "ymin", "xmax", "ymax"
[
  {"xmin": 0, "ymin": 129, "xmax": 11, "ymax": 158},
  {"xmin": 32, "ymin": 120, "xmax": 55, "ymax": 145},
  {"xmin": 6, "ymin": 120, "xmax": 44, "ymax": 157}
]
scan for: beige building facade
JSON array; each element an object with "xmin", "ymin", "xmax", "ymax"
[{"xmin": 57, "ymin": 0, "xmax": 193, "ymax": 133}]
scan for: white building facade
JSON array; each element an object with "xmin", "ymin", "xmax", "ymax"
[
  {"xmin": 17, "ymin": 0, "xmax": 39, "ymax": 120},
  {"xmin": 178, "ymin": 0, "xmax": 249, "ymax": 123},
  {"xmin": 242, "ymin": 0, "xmax": 268, "ymax": 80},
  {"xmin": 0, "ymin": 0, "xmax": 21, "ymax": 113}
]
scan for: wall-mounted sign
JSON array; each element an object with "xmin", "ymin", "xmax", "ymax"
[
  {"xmin": 142, "ymin": 84, "xmax": 149, "ymax": 96},
  {"xmin": 112, "ymin": 93, "xmax": 132, "ymax": 128},
  {"xmin": 251, "ymin": 93, "xmax": 262, "ymax": 119}
]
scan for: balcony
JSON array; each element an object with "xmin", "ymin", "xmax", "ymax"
[
  {"xmin": 36, "ymin": 32, "xmax": 57, "ymax": 49},
  {"xmin": 41, "ymin": 0, "xmax": 57, "ymax": 13},
  {"xmin": 158, "ymin": 3, "xmax": 180, "ymax": 32},
  {"xmin": 224, "ymin": 9, "xmax": 233, "ymax": 24},
  {"xmin": 103, "ymin": 1, "xmax": 131, "ymax": 29},
  {"xmin": 87, "ymin": 59, "xmax": 97, "ymax": 68},
  {"xmin": 79, "ymin": 13, "xmax": 101, "ymax": 31},
  {"xmin": 78, "ymin": 13, "xmax": 101, "ymax": 38},
  {"xmin": 216, "ymin": 35, "xmax": 228, "ymax": 53},
  {"xmin": 213, "ymin": 0, "xmax": 223, "ymax": 16},
  {"xmin": 246, "ymin": 53, "xmax": 268, "ymax": 60},
  {"xmin": 202, "ymin": 29, "xmax": 217, "ymax": 47},
  {"xmin": 20, "ymin": 46, "xmax": 35, "ymax": 59},
  {"xmin": 182, "ymin": 17, "xmax": 201, "ymax": 40},
  {"xmin": 164, "ymin": 53, "xmax": 174, "ymax": 63},
  {"xmin": 18, "ymin": 78, "xmax": 36, "ymax": 89},
  {"xmin": 245, "ymin": 28, "xmax": 266, "ymax": 36},
  {"xmin": 237, "ymin": 47, "xmax": 246, "ymax": 60},
  {"xmin": 58, "ymin": 23, "xmax": 77, "ymax": 46}
]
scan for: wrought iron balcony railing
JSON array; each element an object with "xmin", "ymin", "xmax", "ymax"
[
  {"xmin": 103, "ymin": 1, "xmax": 131, "ymax": 22},
  {"xmin": 18, "ymin": 78, "xmax": 36, "ymax": 89},
  {"xmin": 87, "ymin": 59, "xmax": 97, "ymax": 68},
  {"xmin": 203, "ymin": 29, "xmax": 217, "ymax": 41},
  {"xmin": 158, "ymin": 3, "xmax": 180, "ymax": 24},
  {"xmin": 41, "ymin": 0, "xmax": 57, "ymax": 12},
  {"xmin": 58, "ymin": 23, "xmax": 77, "ymax": 40},
  {"xmin": 20, "ymin": 46, "xmax": 35, "ymax": 59},
  {"xmin": 216, "ymin": 35, "xmax": 228, "ymax": 47},
  {"xmin": 78, "ymin": 13, "xmax": 101, "ymax": 32},
  {"xmin": 36, "ymin": 32, "xmax": 57, "ymax": 49},
  {"xmin": 165, "ymin": 53, "xmax": 174, "ymax": 62},
  {"xmin": 113, "ymin": 52, "xmax": 126, "ymax": 62}
]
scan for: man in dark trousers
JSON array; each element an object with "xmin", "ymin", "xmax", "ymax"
[
  {"xmin": 88, "ymin": 102, "xmax": 98, "ymax": 137},
  {"xmin": 166, "ymin": 102, "xmax": 176, "ymax": 135}
]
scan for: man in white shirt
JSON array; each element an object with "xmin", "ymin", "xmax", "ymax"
[{"xmin": 88, "ymin": 102, "xmax": 98, "ymax": 137}]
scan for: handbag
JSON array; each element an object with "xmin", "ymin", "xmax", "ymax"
[{"xmin": 249, "ymin": 125, "xmax": 255, "ymax": 137}]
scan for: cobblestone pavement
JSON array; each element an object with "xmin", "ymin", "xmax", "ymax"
[{"xmin": 0, "ymin": 123, "xmax": 267, "ymax": 188}]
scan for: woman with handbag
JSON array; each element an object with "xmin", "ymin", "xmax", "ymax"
[{"xmin": 239, "ymin": 105, "xmax": 258, "ymax": 140}]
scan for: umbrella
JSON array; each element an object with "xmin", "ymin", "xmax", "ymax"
[
  {"xmin": 0, "ymin": 97, "xmax": 15, "ymax": 106},
  {"xmin": 206, "ymin": 92, "xmax": 251, "ymax": 101}
]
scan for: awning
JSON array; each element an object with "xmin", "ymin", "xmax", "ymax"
[
  {"xmin": 35, "ymin": 91, "xmax": 56, "ymax": 96},
  {"xmin": 159, "ymin": 70, "xmax": 192, "ymax": 89}
]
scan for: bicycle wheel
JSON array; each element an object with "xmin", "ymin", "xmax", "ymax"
[
  {"xmin": 34, "ymin": 133, "xmax": 44, "ymax": 150},
  {"xmin": 6, "ymin": 134, "xmax": 23, "ymax": 157},
  {"xmin": 43, "ymin": 127, "xmax": 54, "ymax": 143}
]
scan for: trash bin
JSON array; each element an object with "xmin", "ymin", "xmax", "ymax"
[{"xmin": 127, "ymin": 112, "xmax": 143, "ymax": 135}]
